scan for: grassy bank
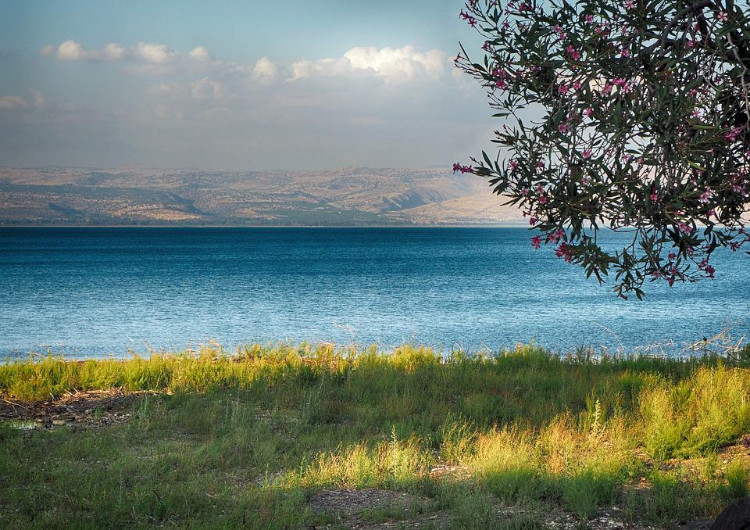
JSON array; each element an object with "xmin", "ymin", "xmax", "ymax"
[{"xmin": 1, "ymin": 343, "xmax": 749, "ymax": 528}]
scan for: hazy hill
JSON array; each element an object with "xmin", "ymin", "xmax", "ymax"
[{"xmin": 0, "ymin": 167, "xmax": 524, "ymax": 226}]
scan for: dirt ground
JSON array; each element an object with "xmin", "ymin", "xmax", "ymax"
[
  {"xmin": 0, "ymin": 388, "xmax": 153, "ymax": 429},
  {"xmin": 305, "ymin": 487, "xmax": 680, "ymax": 529}
]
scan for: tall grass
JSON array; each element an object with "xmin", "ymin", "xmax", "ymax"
[{"xmin": 1, "ymin": 343, "xmax": 749, "ymax": 527}]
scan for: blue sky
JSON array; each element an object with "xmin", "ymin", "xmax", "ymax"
[{"xmin": 0, "ymin": 1, "xmax": 490, "ymax": 169}]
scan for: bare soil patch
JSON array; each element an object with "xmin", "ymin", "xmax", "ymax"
[
  {"xmin": 0, "ymin": 389, "xmax": 153, "ymax": 429},
  {"xmin": 305, "ymin": 488, "xmax": 668, "ymax": 529}
]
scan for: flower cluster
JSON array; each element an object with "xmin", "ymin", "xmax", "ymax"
[{"xmin": 456, "ymin": 0, "xmax": 750, "ymax": 298}]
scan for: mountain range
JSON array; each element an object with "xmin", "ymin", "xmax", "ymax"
[{"xmin": 0, "ymin": 167, "xmax": 524, "ymax": 226}]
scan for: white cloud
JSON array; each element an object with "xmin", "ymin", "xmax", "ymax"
[
  {"xmin": 0, "ymin": 96, "xmax": 28, "ymax": 110},
  {"xmin": 343, "ymin": 46, "xmax": 448, "ymax": 80},
  {"xmin": 56, "ymin": 40, "xmax": 85, "ymax": 60},
  {"xmin": 101, "ymin": 43, "xmax": 127, "ymax": 61},
  {"xmin": 190, "ymin": 78, "xmax": 224, "ymax": 100},
  {"xmin": 289, "ymin": 46, "xmax": 451, "ymax": 83},
  {"xmin": 133, "ymin": 42, "xmax": 177, "ymax": 64},
  {"xmin": 45, "ymin": 40, "xmax": 453, "ymax": 85},
  {"xmin": 54, "ymin": 40, "xmax": 127, "ymax": 61},
  {"xmin": 189, "ymin": 46, "xmax": 212, "ymax": 62},
  {"xmin": 252, "ymin": 57, "xmax": 277, "ymax": 82},
  {"xmin": 47, "ymin": 40, "xmax": 192, "ymax": 66}
]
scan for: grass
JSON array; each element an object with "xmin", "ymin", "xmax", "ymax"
[{"xmin": 1, "ymin": 342, "xmax": 749, "ymax": 528}]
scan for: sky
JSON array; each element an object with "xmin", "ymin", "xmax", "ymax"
[{"xmin": 0, "ymin": 1, "xmax": 493, "ymax": 170}]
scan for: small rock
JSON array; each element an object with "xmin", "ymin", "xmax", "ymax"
[{"xmin": 52, "ymin": 419, "xmax": 66, "ymax": 426}]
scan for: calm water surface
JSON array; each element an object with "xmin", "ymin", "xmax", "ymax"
[{"xmin": 1, "ymin": 227, "xmax": 748, "ymax": 358}]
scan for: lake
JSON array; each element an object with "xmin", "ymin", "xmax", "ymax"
[{"xmin": 1, "ymin": 227, "xmax": 748, "ymax": 359}]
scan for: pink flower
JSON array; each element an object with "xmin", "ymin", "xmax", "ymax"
[
  {"xmin": 602, "ymin": 83, "xmax": 613, "ymax": 96},
  {"xmin": 698, "ymin": 260, "xmax": 716, "ymax": 278},
  {"xmin": 558, "ymin": 84, "xmax": 570, "ymax": 95},
  {"xmin": 573, "ymin": 81, "xmax": 582, "ymax": 90},
  {"xmin": 459, "ymin": 10, "xmax": 477, "ymax": 26},
  {"xmin": 510, "ymin": 159, "xmax": 518, "ymax": 170},
  {"xmin": 582, "ymin": 149, "xmax": 591, "ymax": 159},
  {"xmin": 625, "ymin": 0, "xmax": 635, "ymax": 9},
  {"xmin": 549, "ymin": 229, "xmax": 565, "ymax": 243},
  {"xmin": 539, "ymin": 196, "xmax": 548, "ymax": 204},
  {"xmin": 678, "ymin": 222, "xmax": 692, "ymax": 234},
  {"xmin": 452, "ymin": 163, "xmax": 473, "ymax": 174},
  {"xmin": 699, "ymin": 187, "xmax": 714, "ymax": 204},
  {"xmin": 566, "ymin": 45, "xmax": 580, "ymax": 61},
  {"xmin": 558, "ymin": 123, "xmax": 570, "ymax": 133},
  {"xmin": 531, "ymin": 236, "xmax": 542, "ymax": 249},
  {"xmin": 555, "ymin": 243, "xmax": 573, "ymax": 262},
  {"xmin": 718, "ymin": 11, "xmax": 728, "ymax": 22},
  {"xmin": 585, "ymin": 15, "xmax": 594, "ymax": 23},
  {"xmin": 584, "ymin": 108, "xmax": 594, "ymax": 117},
  {"xmin": 650, "ymin": 192, "xmax": 658, "ymax": 202},
  {"xmin": 726, "ymin": 126, "xmax": 744, "ymax": 142}
]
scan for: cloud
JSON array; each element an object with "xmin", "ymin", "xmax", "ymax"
[
  {"xmin": 343, "ymin": 46, "xmax": 448, "ymax": 80},
  {"xmin": 289, "ymin": 46, "xmax": 451, "ymax": 83},
  {"xmin": 54, "ymin": 40, "xmax": 127, "ymax": 61},
  {"xmin": 43, "ymin": 40, "xmax": 453, "ymax": 85},
  {"xmin": 190, "ymin": 78, "xmax": 224, "ymax": 100},
  {"xmin": 56, "ymin": 40, "xmax": 85, "ymax": 60},
  {"xmin": 27, "ymin": 41, "xmax": 490, "ymax": 168},
  {"xmin": 189, "ymin": 46, "xmax": 212, "ymax": 62},
  {"xmin": 252, "ymin": 57, "xmax": 277, "ymax": 82},
  {"xmin": 133, "ymin": 42, "xmax": 177, "ymax": 64},
  {"xmin": 0, "ymin": 96, "xmax": 28, "ymax": 110},
  {"xmin": 47, "ymin": 40, "xmax": 180, "ymax": 64}
]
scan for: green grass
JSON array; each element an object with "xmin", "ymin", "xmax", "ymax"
[{"xmin": 1, "ymin": 343, "xmax": 749, "ymax": 528}]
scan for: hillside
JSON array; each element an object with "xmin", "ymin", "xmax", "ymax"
[{"xmin": 0, "ymin": 167, "xmax": 523, "ymax": 226}]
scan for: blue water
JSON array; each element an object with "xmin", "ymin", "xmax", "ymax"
[{"xmin": 1, "ymin": 227, "xmax": 748, "ymax": 359}]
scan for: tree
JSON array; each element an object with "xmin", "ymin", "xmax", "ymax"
[{"xmin": 455, "ymin": 0, "xmax": 750, "ymax": 298}]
